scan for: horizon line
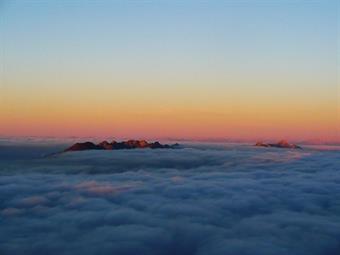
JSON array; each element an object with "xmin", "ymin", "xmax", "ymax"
[{"xmin": 1, "ymin": 135, "xmax": 339, "ymax": 146}]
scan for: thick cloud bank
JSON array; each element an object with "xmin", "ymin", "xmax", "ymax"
[{"xmin": 0, "ymin": 143, "xmax": 340, "ymax": 255}]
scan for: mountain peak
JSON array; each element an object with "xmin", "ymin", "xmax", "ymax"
[
  {"xmin": 255, "ymin": 140, "xmax": 301, "ymax": 149},
  {"xmin": 64, "ymin": 140, "xmax": 180, "ymax": 152}
]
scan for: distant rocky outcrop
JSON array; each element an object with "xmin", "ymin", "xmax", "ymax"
[
  {"xmin": 64, "ymin": 140, "xmax": 180, "ymax": 152},
  {"xmin": 255, "ymin": 140, "xmax": 302, "ymax": 149},
  {"xmin": 65, "ymin": 142, "xmax": 99, "ymax": 151}
]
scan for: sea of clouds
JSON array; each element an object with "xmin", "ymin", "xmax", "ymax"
[{"xmin": 0, "ymin": 142, "xmax": 340, "ymax": 255}]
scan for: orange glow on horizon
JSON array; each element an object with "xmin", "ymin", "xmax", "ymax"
[{"xmin": 1, "ymin": 96, "xmax": 339, "ymax": 143}]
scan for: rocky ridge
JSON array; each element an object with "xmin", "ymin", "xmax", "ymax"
[{"xmin": 64, "ymin": 140, "xmax": 180, "ymax": 152}]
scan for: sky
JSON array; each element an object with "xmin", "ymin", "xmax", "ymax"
[{"xmin": 0, "ymin": 0, "xmax": 339, "ymax": 142}]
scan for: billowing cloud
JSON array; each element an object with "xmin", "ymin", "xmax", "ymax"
[{"xmin": 0, "ymin": 143, "xmax": 340, "ymax": 255}]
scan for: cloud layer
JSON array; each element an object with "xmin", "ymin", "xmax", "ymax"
[{"xmin": 0, "ymin": 143, "xmax": 340, "ymax": 255}]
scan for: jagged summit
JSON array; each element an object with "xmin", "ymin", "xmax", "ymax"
[
  {"xmin": 65, "ymin": 142, "xmax": 98, "ymax": 151},
  {"xmin": 64, "ymin": 140, "xmax": 180, "ymax": 152},
  {"xmin": 255, "ymin": 140, "xmax": 302, "ymax": 149}
]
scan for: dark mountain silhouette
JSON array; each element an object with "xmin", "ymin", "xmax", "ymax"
[
  {"xmin": 255, "ymin": 140, "xmax": 302, "ymax": 149},
  {"xmin": 65, "ymin": 142, "xmax": 99, "ymax": 151},
  {"xmin": 64, "ymin": 140, "xmax": 180, "ymax": 152}
]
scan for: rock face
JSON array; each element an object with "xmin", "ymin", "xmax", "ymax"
[
  {"xmin": 65, "ymin": 142, "xmax": 99, "ymax": 151},
  {"xmin": 64, "ymin": 140, "xmax": 180, "ymax": 152},
  {"xmin": 255, "ymin": 140, "xmax": 302, "ymax": 149},
  {"xmin": 255, "ymin": 141, "xmax": 271, "ymax": 147}
]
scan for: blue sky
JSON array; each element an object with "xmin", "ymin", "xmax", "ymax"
[{"xmin": 0, "ymin": 0, "xmax": 339, "ymax": 141}]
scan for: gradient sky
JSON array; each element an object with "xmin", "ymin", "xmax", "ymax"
[{"xmin": 0, "ymin": 0, "xmax": 339, "ymax": 142}]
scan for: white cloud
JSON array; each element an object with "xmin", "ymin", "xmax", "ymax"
[{"xmin": 0, "ymin": 143, "xmax": 339, "ymax": 255}]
